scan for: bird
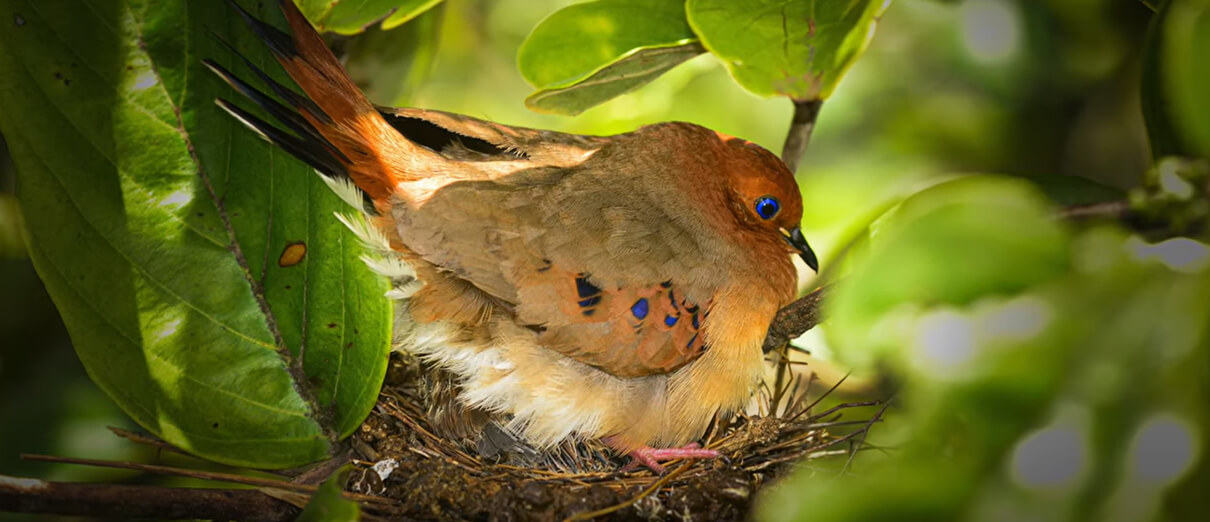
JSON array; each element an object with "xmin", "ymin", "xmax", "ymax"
[{"xmin": 208, "ymin": 0, "xmax": 818, "ymax": 473}]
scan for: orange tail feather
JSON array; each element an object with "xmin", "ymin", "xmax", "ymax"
[{"xmin": 219, "ymin": 0, "xmax": 431, "ymax": 206}]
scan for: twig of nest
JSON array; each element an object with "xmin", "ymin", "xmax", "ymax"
[{"xmin": 346, "ymin": 326, "xmax": 886, "ymax": 520}]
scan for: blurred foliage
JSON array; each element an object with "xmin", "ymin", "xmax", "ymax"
[
  {"xmin": 3, "ymin": 0, "xmax": 1206, "ymax": 520},
  {"xmin": 1141, "ymin": 0, "xmax": 1210, "ymax": 159}
]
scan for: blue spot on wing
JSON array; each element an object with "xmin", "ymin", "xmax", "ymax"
[
  {"xmin": 575, "ymin": 275, "xmax": 601, "ymax": 298},
  {"xmin": 575, "ymin": 275, "xmax": 603, "ymax": 316},
  {"xmin": 664, "ymin": 314, "xmax": 679, "ymax": 327},
  {"xmin": 692, "ymin": 312, "xmax": 700, "ymax": 330},
  {"xmin": 632, "ymin": 298, "xmax": 649, "ymax": 319}
]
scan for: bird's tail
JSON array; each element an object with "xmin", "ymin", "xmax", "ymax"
[{"xmin": 206, "ymin": 0, "xmax": 429, "ymax": 211}]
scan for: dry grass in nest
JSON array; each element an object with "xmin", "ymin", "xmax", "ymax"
[{"xmin": 344, "ymin": 350, "xmax": 886, "ymax": 521}]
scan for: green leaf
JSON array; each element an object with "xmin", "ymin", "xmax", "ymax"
[
  {"xmin": 1142, "ymin": 0, "xmax": 1210, "ymax": 160},
  {"xmin": 525, "ymin": 42, "xmax": 704, "ymax": 115},
  {"xmin": 1010, "ymin": 173, "xmax": 1125, "ymax": 206},
  {"xmin": 297, "ymin": 465, "xmax": 360, "ymax": 522},
  {"xmin": 686, "ymin": 0, "xmax": 892, "ymax": 100},
  {"xmin": 343, "ymin": 2, "xmax": 444, "ymax": 106},
  {"xmin": 518, "ymin": 0, "xmax": 702, "ymax": 115},
  {"xmin": 0, "ymin": 0, "xmax": 390, "ymax": 468},
  {"xmin": 297, "ymin": 0, "xmax": 444, "ymax": 35},
  {"xmin": 828, "ymin": 176, "xmax": 1070, "ymax": 366}
]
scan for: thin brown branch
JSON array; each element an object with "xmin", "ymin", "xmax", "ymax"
[
  {"xmin": 22, "ymin": 454, "xmax": 316, "ymax": 493},
  {"xmin": 839, "ymin": 398, "xmax": 893, "ymax": 476},
  {"xmin": 18, "ymin": 454, "xmax": 397, "ymax": 507},
  {"xmin": 106, "ymin": 426, "xmax": 190, "ymax": 456},
  {"xmin": 763, "ymin": 285, "xmax": 828, "ymax": 353},
  {"xmin": 1056, "ymin": 200, "xmax": 1132, "ymax": 221},
  {"xmin": 563, "ymin": 462, "xmax": 691, "ymax": 522},
  {"xmin": 0, "ymin": 474, "xmax": 298, "ymax": 521},
  {"xmin": 781, "ymin": 99, "xmax": 823, "ymax": 173}
]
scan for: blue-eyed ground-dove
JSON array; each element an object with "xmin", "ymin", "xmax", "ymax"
[{"xmin": 210, "ymin": 0, "xmax": 818, "ymax": 473}]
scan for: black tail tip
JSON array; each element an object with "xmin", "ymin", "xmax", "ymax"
[{"xmin": 225, "ymin": 0, "xmax": 297, "ymax": 58}]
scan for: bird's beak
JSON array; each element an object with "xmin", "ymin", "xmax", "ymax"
[{"xmin": 781, "ymin": 227, "xmax": 819, "ymax": 272}]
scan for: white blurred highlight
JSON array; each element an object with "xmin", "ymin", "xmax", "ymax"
[{"xmin": 959, "ymin": 0, "xmax": 1021, "ymax": 65}]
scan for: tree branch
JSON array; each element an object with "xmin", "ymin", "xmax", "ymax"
[
  {"xmin": 780, "ymin": 99, "xmax": 824, "ymax": 173},
  {"xmin": 1056, "ymin": 200, "xmax": 1132, "ymax": 221},
  {"xmin": 763, "ymin": 285, "xmax": 828, "ymax": 353},
  {"xmin": 0, "ymin": 474, "xmax": 299, "ymax": 521}
]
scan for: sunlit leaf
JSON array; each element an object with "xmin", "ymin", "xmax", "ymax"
[
  {"xmin": 525, "ymin": 43, "xmax": 704, "ymax": 115},
  {"xmin": 518, "ymin": 0, "xmax": 701, "ymax": 115},
  {"xmin": 296, "ymin": 0, "xmax": 443, "ymax": 35},
  {"xmin": 686, "ymin": 0, "xmax": 891, "ymax": 100},
  {"xmin": 380, "ymin": 0, "xmax": 443, "ymax": 30},
  {"xmin": 0, "ymin": 0, "xmax": 390, "ymax": 468}
]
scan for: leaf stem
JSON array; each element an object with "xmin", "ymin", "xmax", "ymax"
[{"xmin": 780, "ymin": 99, "xmax": 823, "ymax": 173}]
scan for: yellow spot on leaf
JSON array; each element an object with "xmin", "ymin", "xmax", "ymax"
[{"xmin": 278, "ymin": 242, "xmax": 307, "ymax": 267}]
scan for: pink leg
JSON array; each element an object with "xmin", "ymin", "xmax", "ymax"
[{"xmin": 615, "ymin": 442, "xmax": 720, "ymax": 474}]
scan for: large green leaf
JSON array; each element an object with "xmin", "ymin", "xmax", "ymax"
[
  {"xmin": 517, "ymin": 0, "xmax": 702, "ymax": 115},
  {"xmin": 1141, "ymin": 0, "xmax": 1210, "ymax": 159},
  {"xmin": 827, "ymin": 176, "xmax": 1070, "ymax": 367},
  {"xmin": 297, "ymin": 0, "xmax": 444, "ymax": 35},
  {"xmin": 686, "ymin": 0, "xmax": 891, "ymax": 100},
  {"xmin": 0, "ymin": 0, "xmax": 390, "ymax": 468}
]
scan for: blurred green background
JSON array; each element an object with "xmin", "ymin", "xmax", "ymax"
[{"xmin": 0, "ymin": 0, "xmax": 1181, "ymax": 517}]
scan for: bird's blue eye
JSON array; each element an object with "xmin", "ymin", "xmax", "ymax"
[{"xmin": 754, "ymin": 196, "xmax": 780, "ymax": 220}]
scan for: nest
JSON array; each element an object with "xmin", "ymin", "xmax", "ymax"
[{"xmin": 342, "ymin": 350, "xmax": 884, "ymax": 521}]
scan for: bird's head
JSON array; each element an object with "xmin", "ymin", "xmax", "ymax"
[{"xmin": 716, "ymin": 135, "xmax": 819, "ymax": 273}]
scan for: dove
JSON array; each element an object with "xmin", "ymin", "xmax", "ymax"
[{"xmin": 208, "ymin": 0, "xmax": 818, "ymax": 473}]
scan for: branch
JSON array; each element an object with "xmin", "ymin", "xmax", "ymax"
[
  {"xmin": 0, "ymin": 474, "xmax": 299, "ymax": 521},
  {"xmin": 780, "ymin": 99, "xmax": 824, "ymax": 173},
  {"xmin": 1056, "ymin": 200, "xmax": 1132, "ymax": 221},
  {"xmin": 763, "ymin": 285, "xmax": 828, "ymax": 353}
]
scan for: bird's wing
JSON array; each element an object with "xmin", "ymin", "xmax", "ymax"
[
  {"xmin": 208, "ymin": 0, "xmax": 726, "ymax": 379},
  {"xmin": 395, "ymin": 131, "xmax": 728, "ymax": 378}
]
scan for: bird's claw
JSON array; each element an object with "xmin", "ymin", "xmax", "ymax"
[{"xmin": 620, "ymin": 442, "xmax": 720, "ymax": 474}]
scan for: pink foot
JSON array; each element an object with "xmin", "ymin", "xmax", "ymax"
[{"xmin": 618, "ymin": 442, "xmax": 720, "ymax": 474}]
